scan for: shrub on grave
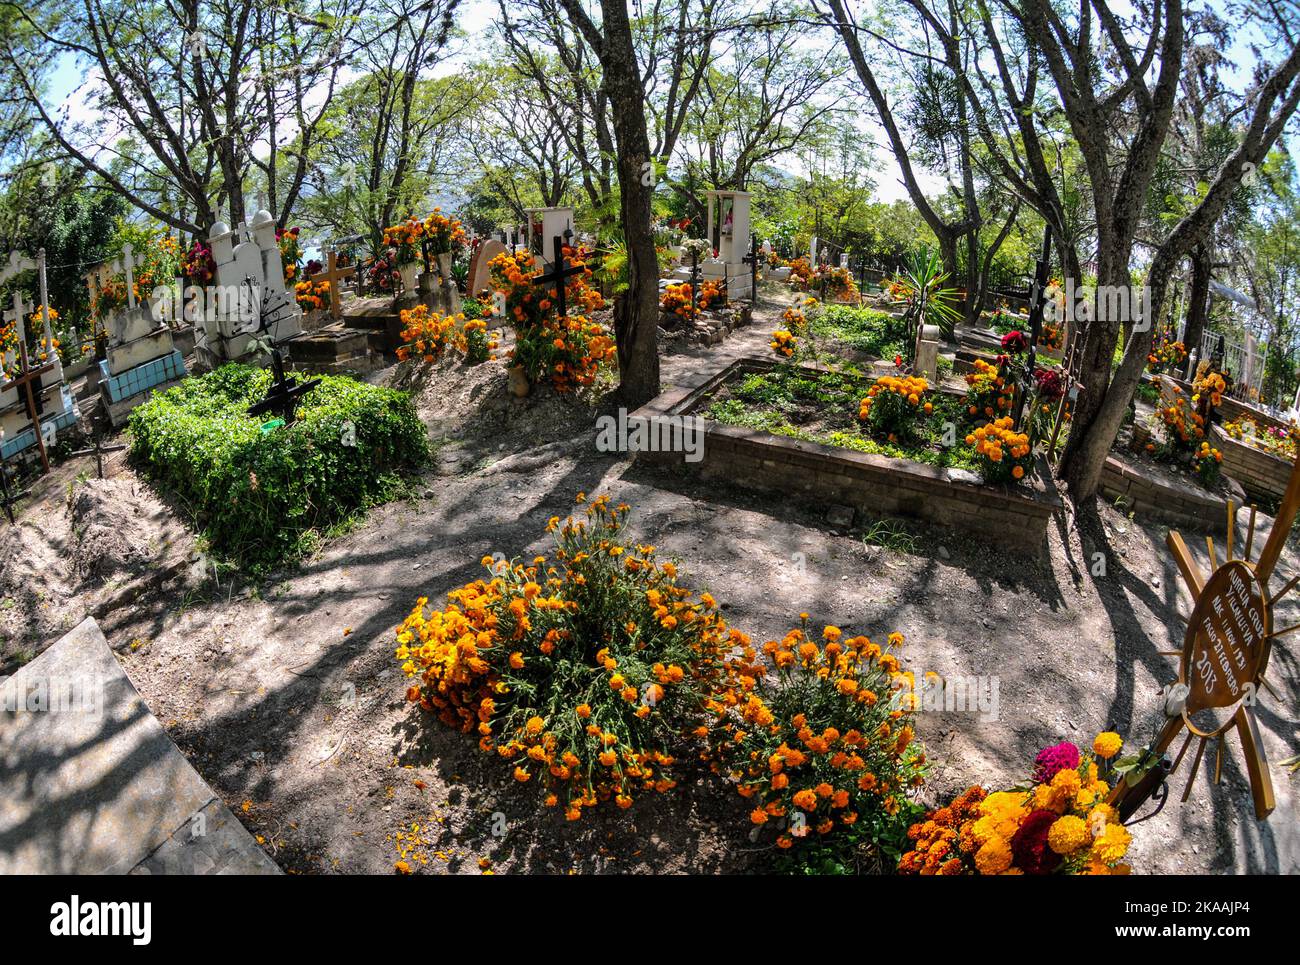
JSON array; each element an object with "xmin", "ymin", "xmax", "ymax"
[
  {"xmin": 128, "ymin": 364, "xmax": 428, "ymax": 573},
  {"xmin": 397, "ymin": 494, "xmax": 734, "ymax": 819},
  {"xmin": 898, "ymin": 732, "xmax": 1132, "ymax": 875},
  {"xmin": 857, "ymin": 374, "xmax": 931, "ymax": 440},
  {"xmin": 705, "ymin": 623, "xmax": 927, "ymax": 872}
]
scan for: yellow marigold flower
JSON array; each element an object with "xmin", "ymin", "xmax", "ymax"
[
  {"xmin": 1093, "ymin": 731, "xmax": 1123, "ymax": 760},
  {"xmin": 1047, "ymin": 814, "xmax": 1091, "ymax": 855},
  {"xmin": 974, "ymin": 835, "xmax": 1012, "ymax": 874},
  {"xmin": 1093, "ymin": 823, "xmax": 1132, "ymax": 865}
]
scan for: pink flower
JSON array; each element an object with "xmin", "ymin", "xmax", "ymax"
[{"xmin": 1032, "ymin": 740, "xmax": 1080, "ymax": 784}]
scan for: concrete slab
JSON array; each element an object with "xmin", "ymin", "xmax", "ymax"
[{"xmin": 0, "ymin": 617, "xmax": 279, "ymax": 874}]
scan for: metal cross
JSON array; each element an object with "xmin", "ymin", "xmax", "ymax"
[
  {"xmin": 535, "ymin": 236, "xmax": 585, "ymax": 321},
  {"xmin": 742, "ymin": 233, "xmax": 759, "ymax": 303},
  {"xmin": 71, "ymin": 411, "xmax": 126, "ymax": 479},
  {"xmin": 243, "ymin": 276, "xmax": 319, "ymax": 425}
]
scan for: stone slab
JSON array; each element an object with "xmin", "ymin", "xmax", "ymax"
[{"xmin": 0, "ymin": 617, "xmax": 279, "ymax": 874}]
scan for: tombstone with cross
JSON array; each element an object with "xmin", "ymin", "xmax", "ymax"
[
  {"xmin": 534, "ymin": 236, "xmax": 586, "ymax": 322},
  {"xmin": 198, "ymin": 210, "xmax": 304, "ymax": 369},
  {"xmin": 245, "ymin": 284, "xmax": 320, "ymax": 426},
  {"xmin": 0, "ymin": 290, "xmax": 70, "ymax": 472},
  {"xmin": 309, "ymin": 251, "xmax": 356, "ymax": 323}
]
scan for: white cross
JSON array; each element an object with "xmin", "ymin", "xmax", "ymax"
[
  {"xmin": 4, "ymin": 291, "xmax": 32, "ymax": 349},
  {"xmin": 111, "ymin": 243, "xmax": 138, "ymax": 309},
  {"xmin": 0, "ymin": 250, "xmax": 35, "ymax": 286}
]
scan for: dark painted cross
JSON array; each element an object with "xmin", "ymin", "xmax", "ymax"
[
  {"xmin": 535, "ymin": 235, "xmax": 585, "ymax": 321},
  {"xmin": 742, "ymin": 233, "xmax": 759, "ymax": 303},
  {"xmin": 71, "ymin": 410, "xmax": 126, "ymax": 479},
  {"xmin": 0, "ymin": 457, "xmax": 27, "ymax": 525},
  {"xmin": 243, "ymin": 276, "xmax": 320, "ymax": 425},
  {"xmin": 1011, "ymin": 225, "xmax": 1053, "ymax": 428}
]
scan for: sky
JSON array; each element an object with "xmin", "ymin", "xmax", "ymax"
[{"xmin": 36, "ymin": 0, "xmax": 1288, "ymax": 217}]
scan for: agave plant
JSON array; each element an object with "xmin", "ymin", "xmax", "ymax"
[{"xmin": 893, "ymin": 247, "xmax": 961, "ymax": 347}]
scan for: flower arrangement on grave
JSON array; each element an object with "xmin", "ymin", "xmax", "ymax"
[
  {"xmin": 294, "ymin": 279, "xmax": 332, "ymax": 313},
  {"xmin": 680, "ymin": 237, "xmax": 711, "ymax": 261},
  {"xmin": 786, "ymin": 257, "xmax": 814, "ymax": 291},
  {"xmin": 277, "ymin": 226, "xmax": 304, "ymax": 282},
  {"xmin": 965, "ymin": 417, "xmax": 1032, "ymax": 484},
  {"xmin": 1151, "ymin": 386, "xmax": 1205, "ymax": 458},
  {"xmin": 1146, "ymin": 328, "xmax": 1187, "ymax": 374},
  {"xmin": 782, "ymin": 306, "xmax": 806, "ymax": 332},
  {"xmin": 964, "ymin": 358, "xmax": 1014, "ymax": 420},
  {"xmin": 1191, "ymin": 366, "xmax": 1226, "ymax": 424},
  {"xmin": 461, "ymin": 318, "xmax": 497, "ymax": 365},
  {"xmin": 1222, "ymin": 416, "xmax": 1300, "ymax": 460},
  {"xmin": 898, "ymin": 732, "xmax": 1132, "ymax": 875},
  {"xmin": 770, "ymin": 328, "xmax": 797, "ymax": 358},
  {"xmin": 817, "ymin": 265, "xmax": 860, "ymax": 303},
  {"xmin": 366, "ymin": 250, "xmax": 400, "ymax": 291},
  {"xmin": 27, "ymin": 306, "xmax": 60, "ymax": 362},
  {"xmin": 999, "ymin": 329, "xmax": 1029, "ymax": 357},
  {"xmin": 423, "ymin": 208, "xmax": 467, "ymax": 254},
  {"xmin": 182, "ymin": 239, "xmax": 217, "ymax": 284},
  {"xmin": 396, "ymin": 494, "xmax": 734, "ymax": 820},
  {"xmin": 383, "ymin": 218, "xmax": 426, "ymax": 266},
  {"xmin": 396, "ymin": 305, "xmax": 458, "ymax": 363},
  {"xmin": 704, "ymin": 621, "xmax": 926, "ymax": 862},
  {"xmin": 858, "ymin": 374, "xmax": 931, "ymax": 440},
  {"xmin": 489, "ymin": 246, "xmax": 613, "ymax": 393},
  {"xmin": 885, "ymin": 278, "xmax": 913, "ymax": 301},
  {"xmin": 1195, "ymin": 440, "xmax": 1224, "ymax": 484},
  {"xmin": 985, "ymin": 307, "xmax": 1016, "ymax": 334},
  {"xmin": 1039, "ymin": 321, "xmax": 1064, "ymax": 352},
  {"xmin": 661, "ymin": 283, "xmax": 697, "ymax": 319}
]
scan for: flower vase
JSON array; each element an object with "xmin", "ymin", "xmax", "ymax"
[
  {"xmin": 508, "ymin": 364, "xmax": 530, "ymax": 398},
  {"xmin": 436, "ymin": 251, "xmax": 453, "ymax": 286},
  {"xmin": 399, "ymin": 262, "xmax": 420, "ymax": 295}
]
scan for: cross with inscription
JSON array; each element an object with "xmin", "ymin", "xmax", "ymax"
[
  {"xmin": 534, "ymin": 236, "xmax": 585, "ymax": 321},
  {"xmin": 243, "ymin": 276, "xmax": 320, "ymax": 425}
]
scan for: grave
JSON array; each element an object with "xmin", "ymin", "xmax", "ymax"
[
  {"xmin": 90, "ymin": 245, "xmax": 187, "ymax": 427},
  {"xmin": 195, "ymin": 209, "xmax": 303, "ymax": 371},
  {"xmin": 524, "ymin": 207, "xmax": 575, "ymax": 267},
  {"xmin": 0, "ymin": 252, "xmax": 76, "ymax": 464},
  {"xmin": 284, "ymin": 252, "xmax": 380, "ymax": 374},
  {"xmin": 467, "ymin": 238, "xmax": 509, "ymax": 300},
  {"xmin": 0, "ymin": 617, "xmax": 280, "ymax": 874},
  {"xmin": 703, "ymin": 190, "xmax": 753, "ymax": 300}
]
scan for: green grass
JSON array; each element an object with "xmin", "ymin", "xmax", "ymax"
[
  {"xmin": 702, "ymin": 365, "xmax": 980, "ymax": 472},
  {"xmin": 128, "ymin": 364, "xmax": 429, "ymax": 574},
  {"xmin": 809, "ymin": 305, "xmax": 908, "ymax": 361}
]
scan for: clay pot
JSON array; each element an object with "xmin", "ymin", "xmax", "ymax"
[{"xmin": 508, "ymin": 364, "xmax": 530, "ymax": 398}]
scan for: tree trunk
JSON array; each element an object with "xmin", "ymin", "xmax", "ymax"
[{"xmin": 1182, "ymin": 243, "xmax": 1212, "ymax": 376}]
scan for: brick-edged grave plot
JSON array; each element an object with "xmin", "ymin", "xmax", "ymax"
[
  {"xmin": 1209, "ymin": 423, "xmax": 1294, "ymax": 504},
  {"xmin": 628, "ymin": 355, "xmax": 1063, "ymax": 555},
  {"xmin": 1100, "ymin": 448, "xmax": 1245, "ymax": 531}
]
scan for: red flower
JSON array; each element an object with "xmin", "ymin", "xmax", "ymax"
[
  {"xmin": 1000, "ymin": 330, "xmax": 1028, "ymax": 353},
  {"xmin": 1010, "ymin": 809, "xmax": 1062, "ymax": 875},
  {"xmin": 1032, "ymin": 740, "xmax": 1080, "ymax": 784}
]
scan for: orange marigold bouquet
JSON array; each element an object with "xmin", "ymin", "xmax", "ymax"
[
  {"xmin": 383, "ymin": 218, "xmax": 426, "ymax": 266},
  {"xmin": 782, "ymin": 306, "xmax": 806, "ymax": 332},
  {"xmin": 858, "ymin": 374, "xmax": 930, "ymax": 439},
  {"xmin": 294, "ymin": 280, "xmax": 331, "ymax": 313},
  {"xmin": 899, "ymin": 732, "xmax": 1132, "ymax": 875},
  {"xmin": 424, "ymin": 208, "xmax": 467, "ymax": 253},
  {"xmin": 965, "ymin": 358, "xmax": 1013, "ymax": 420},
  {"xmin": 965, "ymin": 417, "xmax": 1032, "ymax": 484},
  {"xmin": 770, "ymin": 329, "xmax": 797, "ymax": 358},
  {"xmin": 787, "ymin": 257, "xmax": 813, "ymax": 291},
  {"xmin": 396, "ymin": 305, "xmax": 457, "ymax": 363},
  {"xmin": 396, "ymin": 494, "xmax": 733, "ymax": 819},
  {"xmin": 705, "ymin": 621, "xmax": 926, "ymax": 867}
]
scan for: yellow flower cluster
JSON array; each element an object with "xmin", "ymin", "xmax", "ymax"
[
  {"xmin": 706, "ymin": 622, "xmax": 924, "ymax": 849},
  {"xmin": 782, "ymin": 306, "xmax": 806, "ymax": 331},
  {"xmin": 770, "ymin": 329, "xmax": 797, "ymax": 358},
  {"xmin": 965, "ymin": 417, "xmax": 1031, "ymax": 483},
  {"xmin": 859, "ymin": 374, "xmax": 931, "ymax": 439},
  {"xmin": 396, "ymin": 305, "xmax": 457, "ymax": 363},
  {"xmin": 397, "ymin": 495, "xmax": 735, "ymax": 820},
  {"xmin": 900, "ymin": 732, "xmax": 1133, "ymax": 875},
  {"xmin": 964, "ymin": 358, "xmax": 1013, "ymax": 419}
]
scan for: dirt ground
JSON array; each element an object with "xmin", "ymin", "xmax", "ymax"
[{"xmin": 6, "ymin": 287, "xmax": 1298, "ymax": 874}]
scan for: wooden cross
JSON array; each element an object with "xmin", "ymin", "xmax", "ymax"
[
  {"xmin": 2, "ymin": 292, "xmax": 53, "ymax": 472},
  {"xmin": 535, "ymin": 236, "xmax": 585, "ymax": 321},
  {"xmin": 310, "ymin": 251, "xmax": 356, "ymax": 321}
]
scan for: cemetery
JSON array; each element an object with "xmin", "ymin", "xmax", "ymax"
[{"xmin": 0, "ymin": 0, "xmax": 1297, "ymax": 900}]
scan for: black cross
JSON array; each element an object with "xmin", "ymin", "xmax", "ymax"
[
  {"xmin": 242, "ymin": 276, "xmax": 320, "ymax": 425},
  {"xmin": 72, "ymin": 408, "xmax": 126, "ymax": 479},
  {"xmin": 742, "ymin": 233, "xmax": 759, "ymax": 303},
  {"xmin": 1012, "ymin": 225, "xmax": 1053, "ymax": 429},
  {"xmin": 0, "ymin": 457, "xmax": 27, "ymax": 525},
  {"xmin": 535, "ymin": 236, "xmax": 585, "ymax": 321}
]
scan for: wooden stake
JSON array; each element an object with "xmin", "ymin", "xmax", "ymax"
[
  {"xmin": 1245, "ymin": 504, "xmax": 1258, "ymax": 562},
  {"xmin": 1225, "ymin": 499, "xmax": 1235, "ymax": 561},
  {"xmin": 1181, "ymin": 736, "xmax": 1207, "ymax": 803},
  {"xmin": 1234, "ymin": 705, "xmax": 1276, "ymax": 819}
]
